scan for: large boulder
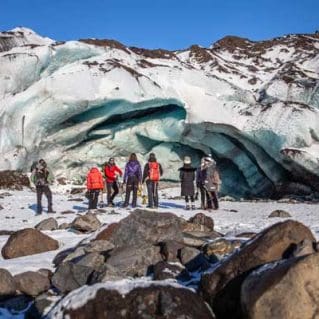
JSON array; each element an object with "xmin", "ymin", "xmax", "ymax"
[
  {"xmin": 104, "ymin": 209, "xmax": 184, "ymax": 247},
  {"xmin": 153, "ymin": 261, "xmax": 190, "ymax": 281},
  {"xmin": 35, "ymin": 218, "xmax": 58, "ymax": 231},
  {"xmin": 1, "ymin": 228, "xmax": 59, "ymax": 259},
  {"xmin": 48, "ymin": 284, "xmax": 215, "ymax": 319},
  {"xmin": 14, "ymin": 271, "xmax": 50, "ymax": 297},
  {"xmin": 70, "ymin": 213, "xmax": 102, "ymax": 233},
  {"xmin": 51, "ymin": 262, "xmax": 94, "ymax": 294},
  {"xmin": 0, "ymin": 170, "xmax": 30, "ymax": 190},
  {"xmin": 0, "ymin": 268, "xmax": 16, "ymax": 298},
  {"xmin": 204, "ymin": 238, "xmax": 242, "ymax": 259},
  {"xmin": 200, "ymin": 220, "xmax": 315, "ymax": 313},
  {"xmin": 106, "ymin": 244, "xmax": 162, "ymax": 277},
  {"xmin": 187, "ymin": 213, "xmax": 214, "ymax": 231},
  {"xmin": 241, "ymin": 252, "xmax": 319, "ymax": 319}
]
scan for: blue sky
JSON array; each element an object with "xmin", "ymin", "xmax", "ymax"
[{"xmin": 1, "ymin": 0, "xmax": 318, "ymax": 49}]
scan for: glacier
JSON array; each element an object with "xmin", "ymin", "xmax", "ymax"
[{"xmin": 0, "ymin": 28, "xmax": 319, "ymax": 198}]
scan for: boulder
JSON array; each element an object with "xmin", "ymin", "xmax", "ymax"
[
  {"xmin": 268, "ymin": 210, "xmax": 292, "ymax": 218},
  {"xmin": 200, "ymin": 220, "xmax": 315, "ymax": 311},
  {"xmin": 89, "ymin": 264, "xmax": 126, "ymax": 283},
  {"xmin": 14, "ymin": 271, "xmax": 50, "ymax": 297},
  {"xmin": 70, "ymin": 213, "xmax": 101, "ymax": 233},
  {"xmin": 183, "ymin": 230, "xmax": 220, "ymax": 247},
  {"xmin": 84, "ymin": 240, "xmax": 114, "ymax": 253},
  {"xmin": 160, "ymin": 240, "xmax": 185, "ymax": 262},
  {"xmin": 51, "ymin": 262, "xmax": 94, "ymax": 294},
  {"xmin": 106, "ymin": 244, "xmax": 162, "ymax": 277},
  {"xmin": 1, "ymin": 228, "xmax": 59, "ymax": 259},
  {"xmin": 0, "ymin": 170, "xmax": 30, "ymax": 190},
  {"xmin": 26, "ymin": 292, "xmax": 58, "ymax": 318},
  {"xmin": 0, "ymin": 268, "xmax": 16, "ymax": 298},
  {"xmin": 105, "ymin": 209, "xmax": 184, "ymax": 247},
  {"xmin": 188, "ymin": 213, "xmax": 214, "ymax": 231},
  {"xmin": 49, "ymin": 284, "xmax": 215, "ymax": 319},
  {"xmin": 58, "ymin": 222, "xmax": 71, "ymax": 230},
  {"xmin": 241, "ymin": 253, "xmax": 319, "ymax": 319},
  {"xmin": 73, "ymin": 252, "xmax": 105, "ymax": 271},
  {"xmin": 35, "ymin": 218, "xmax": 58, "ymax": 231},
  {"xmin": 37, "ymin": 268, "xmax": 53, "ymax": 280},
  {"xmin": 94, "ymin": 223, "xmax": 119, "ymax": 241}
]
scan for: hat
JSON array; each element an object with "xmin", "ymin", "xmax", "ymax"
[
  {"xmin": 183, "ymin": 156, "xmax": 191, "ymax": 164},
  {"xmin": 109, "ymin": 157, "xmax": 115, "ymax": 162},
  {"xmin": 204, "ymin": 157, "xmax": 216, "ymax": 165}
]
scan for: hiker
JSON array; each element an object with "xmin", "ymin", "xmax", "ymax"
[
  {"xmin": 86, "ymin": 167, "xmax": 104, "ymax": 210},
  {"xmin": 179, "ymin": 156, "xmax": 197, "ymax": 210},
  {"xmin": 123, "ymin": 153, "xmax": 142, "ymax": 208},
  {"xmin": 31, "ymin": 159, "xmax": 55, "ymax": 215},
  {"xmin": 142, "ymin": 153, "xmax": 163, "ymax": 208},
  {"xmin": 196, "ymin": 157, "xmax": 207, "ymax": 209},
  {"xmin": 103, "ymin": 157, "xmax": 123, "ymax": 207},
  {"xmin": 203, "ymin": 157, "xmax": 221, "ymax": 210}
]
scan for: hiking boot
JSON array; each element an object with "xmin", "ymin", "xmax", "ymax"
[
  {"xmin": 185, "ymin": 205, "xmax": 190, "ymax": 210},
  {"xmin": 191, "ymin": 204, "xmax": 196, "ymax": 210}
]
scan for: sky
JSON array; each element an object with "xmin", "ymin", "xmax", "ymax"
[{"xmin": 1, "ymin": 0, "xmax": 318, "ymax": 50}]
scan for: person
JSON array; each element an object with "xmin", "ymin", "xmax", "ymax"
[
  {"xmin": 31, "ymin": 159, "xmax": 55, "ymax": 215},
  {"xmin": 142, "ymin": 153, "xmax": 163, "ymax": 208},
  {"xmin": 203, "ymin": 157, "xmax": 221, "ymax": 210},
  {"xmin": 86, "ymin": 167, "xmax": 104, "ymax": 210},
  {"xmin": 103, "ymin": 158, "xmax": 123, "ymax": 207},
  {"xmin": 196, "ymin": 157, "xmax": 207, "ymax": 209},
  {"xmin": 179, "ymin": 156, "xmax": 197, "ymax": 210},
  {"xmin": 123, "ymin": 153, "xmax": 142, "ymax": 208}
]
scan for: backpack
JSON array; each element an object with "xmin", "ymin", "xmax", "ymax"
[{"xmin": 149, "ymin": 162, "xmax": 160, "ymax": 181}]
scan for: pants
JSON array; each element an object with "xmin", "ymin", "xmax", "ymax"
[
  {"xmin": 146, "ymin": 180, "xmax": 159, "ymax": 207},
  {"xmin": 88, "ymin": 190, "xmax": 100, "ymax": 209},
  {"xmin": 36, "ymin": 185, "xmax": 52, "ymax": 214},
  {"xmin": 185, "ymin": 195, "xmax": 194, "ymax": 203},
  {"xmin": 206, "ymin": 191, "xmax": 219, "ymax": 209},
  {"xmin": 124, "ymin": 176, "xmax": 139, "ymax": 207},
  {"xmin": 106, "ymin": 181, "xmax": 119, "ymax": 204},
  {"xmin": 199, "ymin": 185, "xmax": 206, "ymax": 208}
]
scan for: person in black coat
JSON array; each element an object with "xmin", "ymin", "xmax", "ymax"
[{"xmin": 179, "ymin": 156, "xmax": 197, "ymax": 210}]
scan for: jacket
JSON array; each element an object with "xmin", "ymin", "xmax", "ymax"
[
  {"xmin": 179, "ymin": 165, "xmax": 196, "ymax": 196},
  {"xmin": 142, "ymin": 161, "xmax": 163, "ymax": 183},
  {"xmin": 31, "ymin": 164, "xmax": 54, "ymax": 186},
  {"xmin": 204, "ymin": 163, "xmax": 221, "ymax": 192},
  {"xmin": 87, "ymin": 167, "xmax": 104, "ymax": 190},
  {"xmin": 104, "ymin": 164, "xmax": 122, "ymax": 183},
  {"xmin": 123, "ymin": 160, "xmax": 142, "ymax": 183}
]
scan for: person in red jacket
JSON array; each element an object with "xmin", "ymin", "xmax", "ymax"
[
  {"xmin": 103, "ymin": 157, "xmax": 123, "ymax": 207},
  {"xmin": 86, "ymin": 167, "xmax": 104, "ymax": 210}
]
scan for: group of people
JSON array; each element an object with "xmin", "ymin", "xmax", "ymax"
[
  {"xmin": 86, "ymin": 152, "xmax": 221, "ymax": 211},
  {"xmin": 30, "ymin": 153, "xmax": 221, "ymax": 214}
]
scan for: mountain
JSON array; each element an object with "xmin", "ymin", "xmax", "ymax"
[{"xmin": 0, "ymin": 27, "xmax": 319, "ymax": 198}]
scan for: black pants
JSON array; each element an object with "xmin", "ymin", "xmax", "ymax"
[
  {"xmin": 124, "ymin": 176, "xmax": 138, "ymax": 207},
  {"xmin": 206, "ymin": 191, "xmax": 219, "ymax": 209},
  {"xmin": 199, "ymin": 185, "xmax": 206, "ymax": 208},
  {"xmin": 88, "ymin": 190, "xmax": 100, "ymax": 209},
  {"xmin": 106, "ymin": 181, "xmax": 119, "ymax": 204},
  {"xmin": 146, "ymin": 180, "xmax": 159, "ymax": 208},
  {"xmin": 185, "ymin": 195, "xmax": 194, "ymax": 203},
  {"xmin": 36, "ymin": 185, "xmax": 52, "ymax": 214}
]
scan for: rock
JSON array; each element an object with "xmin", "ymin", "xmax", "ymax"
[
  {"xmin": 268, "ymin": 210, "xmax": 292, "ymax": 218},
  {"xmin": 37, "ymin": 268, "xmax": 53, "ymax": 280},
  {"xmin": 182, "ymin": 230, "xmax": 221, "ymax": 247},
  {"xmin": 35, "ymin": 218, "xmax": 58, "ymax": 231},
  {"xmin": 70, "ymin": 213, "xmax": 101, "ymax": 233},
  {"xmin": 68, "ymin": 198, "xmax": 83, "ymax": 202},
  {"xmin": 85, "ymin": 240, "xmax": 114, "ymax": 253},
  {"xmin": 0, "ymin": 204, "xmax": 3, "ymax": 210},
  {"xmin": 105, "ymin": 210, "xmax": 185, "ymax": 247},
  {"xmin": 73, "ymin": 252, "xmax": 105, "ymax": 271},
  {"xmin": 53, "ymin": 248, "xmax": 79, "ymax": 267},
  {"xmin": 70, "ymin": 187, "xmax": 86, "ymax": 195},
  {"xmin": 180, "ymin": 247, "xmax": 211, "ymax": 272},
  {"xmin": 49, "ymin": 284, "xmax": 215, "ymax": 319},
  {"xmin": 58, "ymin": 222, "xmax": 70, "ymax": 230},
  {"xmin": 0, "ymin": 230, "xmax": 14, "ymax": 236},
  {"xmin": 188, "ymin": 213, "xmax": 214, "ymax": 231},
  {"xmin": 51, "ymin": 262, "xmax": 94, "ymax": 294},
  {"xmin": 89, "ymin": 264, "xmax": 126, "ymax": 283},
  {"xmin": 1, "ymin": 228, "xmax": 59, "ymax": 259},
  {"xmin": 204, "ymin": 238, "xmax": 242, "ymax": 258},
  {"xmin": 160, "ymin": 240, "xmax": 185, "ymax": 262},
  {"xmin": 0, "ymin": 170, "xmax": 30, "ymax": 190},
  {"xmin": 235, "ymin": 232, "xmax": 256, "ymax": 239},
  {"xmin": 241, "ymin": 253, "xmax": 319, "ymax": 319},
  {"xmin": 94, "ymin": 223, "xmax": 119, "ymax": 241},
  {"xmin": 200, "ymin": 220, "xmax": 315, "ymax": 317},
  {"xmin": 291, "ymin": 238, "xmax": 316, "ymax": 258},
  {"xmin": 106, "ymin": 244, "xmax": 162, "ymax": 277},
  {"xmin": 14, "ymin": 271, "xmax": 50, "ymax": 297},
  {"xmin": 26, "ymin": 292, "xmax": 59, "ymax": 318},
  {"xmin": 61, "ymin": 210, "xmax": 76, "ymax": 215},
  {"xmin": 153, "ymin": 261, "xmax": 190, "ymax": 281},
  {"xmin": 57, "ymin": 177, "xmax": 67, "ymax": 185},
  {"xmin": 0, "ymin": 268, "xmax": 16, "ymax": 298}
]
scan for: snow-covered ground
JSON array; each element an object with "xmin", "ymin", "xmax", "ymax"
[{"xmin": 1, "ymin": 186, "xmax": 319, "ymax": 276}]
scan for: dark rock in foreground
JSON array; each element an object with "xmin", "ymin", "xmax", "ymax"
[{"xmin": 0, "ymin": 170, "xmax": 30, "ymax": 190}]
